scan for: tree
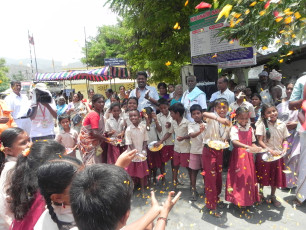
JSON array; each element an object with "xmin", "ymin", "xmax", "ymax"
[
  {"xmin": 0, "ymin": 58, "xmax": 10, "ymax": 92},
  {"xmin": 216, "ymin": 0, "xmax": 305, "ymax": 62},
  {"xmin": 82, "ymin": 24, "xmax": 129, "ymax": 67},
  {"xmin": 101, "ymin": 0, "xmax": 206, "ymax": 83}
]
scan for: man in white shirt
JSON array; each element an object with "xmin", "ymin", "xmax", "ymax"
[
  {"xmin": 181, "ymin": 75, "xmax": 207, "ymax": 122},
  {"xmin": 4, "ymin": 81, "xmax": 32, "ymax": 134},
  {"xmin": 29, "ymin": 83, "xmax": 57, "ymax": 141},
  {"xmin": 210, "ymin": 76, "xmax": 235, "ymax": 106},
  {"xmin": 129, "ymin": 71, "xmax": 159, "ymax": 111}
]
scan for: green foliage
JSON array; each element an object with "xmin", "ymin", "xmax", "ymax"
[
  {"xmin": 82, "ymin": 24, "xmax": 129, "ymax": 67},
  {"xmin": 86, "ymin": 0, "xmax": 214, "ymax": 83},
  {"xmin": 216, "ymin": 0, "xmax": 305, "ymax": 59},
  {"xmin": 0, "ymin": 58, "xmax": 10, "ymax": 92}
]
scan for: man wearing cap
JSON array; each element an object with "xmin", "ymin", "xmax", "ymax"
[
  {"xmin": 269, "ymin": 69, "xmax": 286, "ymax": 105},
  {"xmin": 28, "ymin": 83, "xmax": 57, "ymax": 141},
  {"xmin": 256, "ymin": 70, "xmax": 269, "ymax": 94},
  {"xmin": 4, "ymin": 81, "xmax": 31, "ymax": 134}
]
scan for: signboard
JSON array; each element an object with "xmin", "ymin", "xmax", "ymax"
[
  {"xmin": 104, "ymin": 58, "xmax": 126, "ymax": 66},
  {"xmin": 189, "ymin": 9, "xmax": 256, "ymax": 68}
]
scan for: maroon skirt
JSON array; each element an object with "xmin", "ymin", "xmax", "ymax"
[
  {"xmin": 160, "ymin": 145, "xmax": 174, "ymax": 163},
  {"xmin": 126, "ymin": 161, "xmax": 149, "ymax": 178},
  {"xmin": 107, "ymin": 144, "xmax": 121, "ymax": 164},
  {"xmin": 147, "ymin": 148, "xmax": 162, "ymax": 169},
  {"xmin": 225, "ymin": 147, "xmax": 260, "ymax": 206},
  {"xmin": 255, "ymin": 153, "xmax": 286, "ymax": 188},
  {"xmin": 100, "ymin": 141, "xmax": 108, "ymax": 163}
]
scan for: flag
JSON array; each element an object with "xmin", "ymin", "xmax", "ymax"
[{"xmin": 28, "ymin": 35, "xmax": 34, "ymax": 45}]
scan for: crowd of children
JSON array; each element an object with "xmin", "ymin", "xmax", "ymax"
[
  {"xmin": 0, "ymin": 75, "xmax": 304, "ymax": 229},
  {"xmin": 51, "ymin": 83, "xmax": 302, "ymax": 218}
]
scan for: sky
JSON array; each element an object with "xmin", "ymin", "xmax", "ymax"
[{"xmin": 0, "ymin": 0, "xmax": 119, "ymax": 65}]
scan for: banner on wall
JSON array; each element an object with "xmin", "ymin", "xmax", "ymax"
[{"xmin": 189, "ymin": 9, "xmax": 256, "ymax": 68}]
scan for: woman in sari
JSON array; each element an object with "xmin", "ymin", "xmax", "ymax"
[
  {"xmin": 276, "ymin": 81, "xmax": 300, "ymax": 188},
  {"xmin": 78, "ymin": 94, "xmax": 107, "ymax": 165},
  {"xmin": 67, "ymin": 93, "xmax": 88, "ymax": 133}
]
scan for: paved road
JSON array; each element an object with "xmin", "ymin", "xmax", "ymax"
[{"xmin": 127, "ymin": 165, "xmax": 306, "ymax": 230}]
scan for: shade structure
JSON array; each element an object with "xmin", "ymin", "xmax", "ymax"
[{"xmin": 36, "ymin": 66, "xmax": 129, "ymax": 82}]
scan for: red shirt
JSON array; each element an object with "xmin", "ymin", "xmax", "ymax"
[{"xmin": 83, "ymin": 111, "xmax": 100, "ymax": 129}]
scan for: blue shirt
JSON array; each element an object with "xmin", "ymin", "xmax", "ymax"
[
  {"xmin": 289, "ymin": 74, "xmax": 306, "ymax": 102},
  {"xmin": 129, "ymin": 85, "xmax": 159, "ymax": 111}
]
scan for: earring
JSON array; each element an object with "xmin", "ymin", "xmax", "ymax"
[{"xmin": 62, "ymin": 203, "xmax": 65, "ymax": 208}]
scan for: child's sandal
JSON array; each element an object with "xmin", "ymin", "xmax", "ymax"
[
  {"xmin": 270, "ymin": 195, "xmax": 282, "ymax": 208},
  {"xmin": 189, "ymin": 189, "xmax": 198, "ymax": 201},
  {"xmin": 293, "ymin": 198, "xmax": 303, "ymax": 207},
  {"xmin": 217, "ymin": 201, "xmax": 226, "ymax": 209},
  {"xmin": 209, "ymin": 209, "xmax": 221, "ymax": 218}
]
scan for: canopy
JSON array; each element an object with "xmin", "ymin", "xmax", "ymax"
[{"xmin": 36, "ymin": 66, "xmax": 129, "ymax": 82}]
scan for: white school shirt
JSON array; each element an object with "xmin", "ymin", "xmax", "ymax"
[
  {"xmin": 188, "ymin": 122, "xmax": 205, "ymax": 155},
  {"xmin": 30, "ymin": 100, "xmax": 57, "ymax": 138},
  {"xmin": 105, "ymin": 115, "xmax": 124, "ymax": 137},
  {"xmin": 125, "ymin": 123, "xmax": 149, "ymax": 162},
  {"xmin": 0, "ymin": 156, "xmax": 17, "ymax": 229},
  {"xmin": 156, "ymin": 112, "xmax": 174, "ymax": 146},
  {"xmin": 168, "ymin": 118, "xmax": 191, "ymax": 153},
  {"xmin": 255, "ymin": 119, "xmax": 290, "ymax": 152},
  {"xmin": 210, "ymin": 88, "xmax": 235, "ymax": 105},
  {"xmin": 34, "ymin": 205, "xmax": 75, "ymax": 230},
  {"xmin": 230, "ymin": 123, "xmax": 256, "ymax": 142},
  {"xmin": 129, "ymin": 85, "xmax": 159, "ymax": 111},
  {"xmin": 181, "ymin": 90, "xmax": 207, "ymax": 122}
]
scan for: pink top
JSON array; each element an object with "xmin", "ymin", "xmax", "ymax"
[{"xmin": 55, "ymin": 129, "xmax": 78, "ymax": 148}]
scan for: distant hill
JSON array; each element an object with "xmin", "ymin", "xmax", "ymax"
[{"xmin": 2, "ymin": 57, "xmax": 86, "ymax": 80}]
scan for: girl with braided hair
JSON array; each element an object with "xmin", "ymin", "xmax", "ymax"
[
  {"xmin": 255, "ymin": 103, "xmax": 290, "ymax": 208},
  {"xmin": 225, "ymin": 107, "xmax": 262, "ymax": 208},
  {"xmin": 34, "ymin": 157, "xmax": 83, "ymax": 230},
  {"xmin": 7, "ymin": 140, "xmax": 66, "ymax": 230}
]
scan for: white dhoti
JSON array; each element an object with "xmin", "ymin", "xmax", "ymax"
[
  {"xmin": 296, "ymin": 132, "xmax": 306, "ymax": 202},
  {"xmin": 15, "ymin": 118, "xmax": 32, "ymax": 135}
]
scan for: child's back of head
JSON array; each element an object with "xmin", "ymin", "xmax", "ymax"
[
  {"xmin": 37, "ymin": 156, "xmax": 82, "ymax": 230},
  {"xmin": 70, "ymin": 164, "xmax": 133, "ymax": 230}
]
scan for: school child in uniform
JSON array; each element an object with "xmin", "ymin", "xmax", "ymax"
[
  {"xmin": 155, "ymin": 98, "xmax": 174, "ymax": 182},
  {"xmin": 255, "ymin": 103, "xmax": 290, "ymax": 207},
  {"xmin": 55, "ymin": 114, "xmax": 78, "ymax": 157},
  {"xmin": 142, "ymin": 107, "xmax": 162, "ymax": 185},
  {"xmin": 105, "ymin": 102, "xmax": 125, "ymax": 164},
  {"xmin": 122, "ymin": 97, "xmax": 139, "ymax": 128},
  {"xmin": 158, "ymin": 103, "xmax": 190, "ymax": 190},
  {"xmin": 188, "ymin": 104, "xmax": 205, "ymax": 201},
  {"xmin": 225, "ymin": 107, "xmax": 262, "ymax": 208},
  {"xmin": 202, "ymin": 98, "xmax": 232, "ymax": 217},
  {"xmin": 125, "ymin": 109, "xmax": 149, "ymax": 194}
]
